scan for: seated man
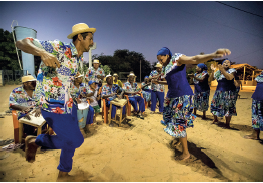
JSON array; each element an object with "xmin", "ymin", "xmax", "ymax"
[
  {"xmin": 9, "ymin": 75, "xmax": 42, "ymax": 136},
  {"xmin": 101, "ymin": 74, "xmax": 126, "ymax": 126},
  {"xmin": 123, "ymin": 72, "xmax": 145, "ymax": 119},
  {"xmin": 70, "ymin": 73, "xmax": 94, "ymax": 137}
]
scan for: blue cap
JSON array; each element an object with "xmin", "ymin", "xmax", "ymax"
[{"xmin": 88, "ymin": 80, "xmax": 96, "ymax": 85}]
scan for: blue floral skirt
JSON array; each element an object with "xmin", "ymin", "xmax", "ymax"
[
  {"xmin": 161, "ymin": 95, "xmax": 196, "ymax": 138},
  {"xmin": 142, "ymin": 90, "xmax": 151, "ymax": 102},
  {"xmin": 210, "ymin": 90, "xmax": 237, "ymax": 117},
  {"xmin": 193, "ymin": 90, "xmax": 210, "ymax": 112},
  {"xmin": 252, "ymin": 99, "xmax": 263, "ymax": 131}
]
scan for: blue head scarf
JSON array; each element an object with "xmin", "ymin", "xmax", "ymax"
[
  {"xmin": 197, "ymin": 63, "xmax": 208, "ymax": 71},
  {"xmin": 157, "ymin": 47, "xmax": 173, "ymax": 57},
  {"xmin": 222, "ymin": 58, "xmax": 231, "ymax": 65},
  {"xmin": 144, "ymin": 76, "xmax": 149, "ymax": 79}
]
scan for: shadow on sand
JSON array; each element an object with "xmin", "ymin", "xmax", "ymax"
[{"xmin": 169, "ymin": 140, "xmax": 229, "ymax": 181}]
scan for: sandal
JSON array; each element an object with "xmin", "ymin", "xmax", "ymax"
[{"xmin": 0, "ymin": 139, "xmax": 14, "ymax": 146}]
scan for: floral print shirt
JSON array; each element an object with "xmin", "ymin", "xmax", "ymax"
[
  {"xmin": 123, "ymin": 81, "xmax": 141, "ymax": 97},
  {"xmin": 214, "ymin": 68, "xmax": 236, "ymax": 81},
  {"xmin": 9, "ymin": 86, "xmax": 37, "ymax": 119},
  {"xmin": 141, "ymin": 82, "xmax": 151, "ymax": 90},
  {"xmin": 255, "ymin": 71, "xmax": 263, "ymax": 82},
  {"xmin": 149, "ymin": 70, "xmax": 165, "ymax": 92},
  {"xmin": 70, "ymin": 83, "xmax": 89, "ymax": 106},
  {"xmin": 85, "ymin": 67, "xmax": 105, "ymax": 83},
  {"xmin": 193, "ymin": 70, "xmax": 208, "ymax": 84},
  {"xmin": 101, "ymin": 84, "xmax": 122, "ymax": 101},
  {"xmin": 161, "ymin": 53, "xmax": 183, "ymax": 78},
  {"xmin": 27, "ymin": 37, "xmax": 83, "ymax": 114}
]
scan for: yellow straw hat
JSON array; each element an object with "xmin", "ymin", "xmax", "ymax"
[
  {"xmin": 113, "ymin": 73, "xmax": 118, "ymax": 77},
  {"xmin": 22, "ymin": 75, "xmax": 36, "ymax": 83},
  {"xmin": 155, "ymin": 62, "xmax": 163, "ymax": 68},
  {"xmin": 93, "ymin": 59, "xmax": 100, "ymax": 64},
  {"xmin": 67, "ymin": 23, "xmax": 96, "ymax": 39}
]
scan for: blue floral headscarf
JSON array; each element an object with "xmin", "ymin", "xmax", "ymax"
[
  {"xmin": 157, "ymin": 47, "xmax": 173, "ymax": 57},
  {"xmin": 197, "ymin": 63, "xmax": 208, "ymax": 71}
]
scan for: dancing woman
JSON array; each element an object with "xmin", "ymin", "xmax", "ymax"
[
  {"xmin": 244, "ymin": 71, "xmax": 263, "ymax": 140},
  {"xmin": 141, "ymin": 76, "xmax": 152, "ymax": 104},
  {"xmin": 153, "ymin": 47, "xmax": 231, "ymax": 160},
  {"xmin": 210, "ymin": 59, "xmax": 237, "ymax": 128},
  {"xmin": 189, "ymin": 63, "xmax": 210, "ymax": 119}
]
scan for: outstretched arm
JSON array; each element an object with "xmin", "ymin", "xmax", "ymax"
[
  {"xmin": 178, "ymin": 49, "xmax": 231, "ymax": 65},
  {"xmin": 16, "ymin": 38, "xmax": 61, "ymax": 68}
]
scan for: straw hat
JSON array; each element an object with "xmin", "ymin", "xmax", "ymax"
[
  {"xmin": 22, "ymin": 75, "xmax": 36, "ymax": 83},
  {"xmin": 155, "ymin": 62, "xmax": 162, "ymax": 68},
  {"xmin": 104, "ymin": 73, "xmax": 112, "ymax": 82},
  {"xmin": 67, "ymin": 23, "xmax": 96, "ymax": 39},
  {"xmin": 93, "ymin": 59, "xmax": 100, "ymax": 64},
  {"xmin": 113, "ymin": 73, "xmax": 118, "ymax": 77},
  {"xmin": 74, "ymin": 74, "xmax": 84, "ymax": 78},
  {"xmin": 127, "ymin": 73, "xmax": 136, "ymax": 78}
]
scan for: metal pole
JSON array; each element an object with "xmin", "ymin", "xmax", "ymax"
[
  {"xmin": 140, "ymin": 60, "xmax": 141, "ymax": 83},
  {"xmin": 243, "ymin": 66, "xmax": 246, "ymax": 85}
]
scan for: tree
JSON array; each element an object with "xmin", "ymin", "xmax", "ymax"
[
  {"xmin": 0, "ymin": 29, "xmax": 21, "ymax": 71},
  {"xmin": 94, "ymin": 49, "xmax": 152, "ymax": 82}
]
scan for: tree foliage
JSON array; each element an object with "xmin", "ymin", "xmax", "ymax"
[
  {"xmin": 91, "ymin": 49, "xmax": 152, "ymax": 82},
  {"xmin": 0, "ymin": 28, "xmax": 21, "ymax": 71}
]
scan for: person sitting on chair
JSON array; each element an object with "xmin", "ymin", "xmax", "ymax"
[
  {"xmin": 9, "ymin": 75, "xmax": 42, "ymax": 136},
  {"xmin": 123, "ymin": 72, "xmax": 145, "ymax": 119},
  {"xmin": 70, "ymin": 72, "xmax": 94, "ymax": 137},
  {"xmin": 101, "ymin": 74, "xmax": 125, "ymax": 126}
]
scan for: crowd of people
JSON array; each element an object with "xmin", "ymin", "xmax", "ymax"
[{"xmin": 8, "ymin": 22, "xmax": 262, "ymax": 181}]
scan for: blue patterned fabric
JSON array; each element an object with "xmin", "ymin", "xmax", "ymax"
[
  {"xmin": 193, "ymin": 90, "xmax": 210, "ymax": 112},
  {"xmin": 161, "ymin": 96, "xmax": 196, "ymax": 138},
  {"xmin": 252, "ymin": 99, "xmax": 263, "ymax": 131},
  {"xmin": 210, "ymin": 90, "xmax": 237, "ymax": 117}
]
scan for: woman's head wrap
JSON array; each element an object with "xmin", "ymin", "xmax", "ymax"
[
  {"xmin": 144, "ymin": 76, "xmax": 149, "ymax": 79},
  {"xmin": 157, "ymin": 47, "xmax": 173, "ymax": 57},
  {"xmin": 197, "ymin": 63, "xmax": 208, "ymax": 71},
  {"xmin": 222, "ymin": 59, "xmax": 231, "ymax": 65}
]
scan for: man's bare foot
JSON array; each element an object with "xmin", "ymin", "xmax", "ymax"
[
  {"xmin": 25, "ymin": 135, "xmax": 39, "ymax": 163},
  {"xmin": 176, "ymin": 153, "xmax": 190, "ymax": 161},
  {"xmin": 243, "ymin": 134, "xmax": 259, "ymax": 140},
  {"xmin": 57, "ymin": 171, "xmax": 70, "ymax": 182}
]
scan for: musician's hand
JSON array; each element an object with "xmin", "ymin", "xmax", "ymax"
[
  {"xmin": 21, "ymin": 106, "xmax": 32, "ymax": 113},
  {"xmin": 40, "ymin": 50, "xmax": 61, "ymax": 68},
  {"xmin": 31, "ymin": 108, "xmax": 41, "ymax": 117},
  {"xmin": 88, "ymin": 98, "xmax": 94, "ymax": 103},
  {"xmin": 152, "ymin": 79, "xmax": 158, "ymax": 84},
  {"xmin": 218, "ymin": 64, "xmax": 224, "ymax": 72},
  {"xmin": 76, "ymin": 98, "xmax": 81, "ymax": 104},
  {"xmin": 211, "ymin": 64, "xmax": 216, "ymax": 71},
  {"xmin": 24, "ymin": 113, "xmax": 31, "ymax": 120},
  {"xmin": 117, "ymin": 95, "xmax": 122, "ymax": 99}
]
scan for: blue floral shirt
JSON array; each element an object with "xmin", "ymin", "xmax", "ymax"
[
  {"xmin": 149, "ymin": 70, "xmax": 165, "ymax": 92},
  {"xmin": 141, "ymin": 82, "xmax": 151, "ymax": 90},
  {"xmin": 27, "ymin": 37, "xmax": 83, "ymax": 114},
  {"xmin": 70, "ymin": 83, "xmax": 89, "ymax": 106},
  {"xmin": 214, "ymin": 68, "xmax": 236, "ymax": 81},
  {"xmin": 255, "ymin": 71, "xmax": 263, "ymax": 82},
  {"xmin": 193, "ymin": 70, "xmax": 209, "ymax": 84},
  {"xmin": 85, "ymin": 67, "xmax": 105, "ymax": 83},
  {"xmin": 123, "ymin": 81, "xmax": 140, "ymax": 97},
  {"xmin": 9, "ymin": 86, "xmax": 37, "ymax": 119},
  {"xmin": 101, "ymin": 84, "xmax": 122, "ymax": 101}
]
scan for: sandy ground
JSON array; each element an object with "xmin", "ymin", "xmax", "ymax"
[{"xmin": 0, "ymin": 84, "xmax": 263, "ymax": 182}]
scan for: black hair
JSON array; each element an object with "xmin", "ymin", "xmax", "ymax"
[{"xmin": 73, "ymin": 32, "xmax": 92, "ymax": 42}]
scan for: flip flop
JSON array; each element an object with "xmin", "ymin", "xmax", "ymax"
[
  {"xmin": 0, "ymin": 139, "xmax": 14, "ymax": 146},
  {"xmin": 243, "ymin": 135, "xmax": 259, "ymax": 140}
]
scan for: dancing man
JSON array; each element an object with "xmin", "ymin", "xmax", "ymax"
[{"xmin": 16, "ymin": 23, "xmax": 96, "ymax": 180}]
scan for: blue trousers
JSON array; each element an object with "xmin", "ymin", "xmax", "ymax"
[
  {"xmin": 35, "ymin": 104, "xmax": 84, "ymax": 172},
  {"xmin": 129, "ymin": 96, "xmax": 145, "ymax": 112},
  {"xmin": 106, "ymin": 100, "xmax": 126, "ymax": 118},
  {"xmin": 151, "ymin": 91, "xmax": 164, "ymax": 112}
]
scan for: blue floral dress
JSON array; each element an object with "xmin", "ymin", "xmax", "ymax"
[
  {"xmin": 193, "ymin": 71, "xmax": 210, "ymax": 112},
  {"xmin": 141, "ymin": 82, "xmax": 151, "ymax": 102},
  {"xmin": 160, "ymin": 53, "xmax": 196, "ymax": 138},
  {"xmin": 251, "ymin": 71, "xmax": 263, "ymax": 131},
  {"xmin": 210, "ymin": 68, "xmax": 237, "ymax": 117}
]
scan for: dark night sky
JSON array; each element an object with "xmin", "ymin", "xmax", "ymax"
[{"xmin": 1, "ymin": 1, "xmax": 263, "ymax": 68}]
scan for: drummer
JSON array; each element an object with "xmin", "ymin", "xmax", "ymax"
[
  {"xmin": 9, "ymin": 75, "xmax": 43, "ymax": 136},
  {"xmin": 71, "ymin": 72, "xmax": 94, "ymax": 137},
  {"xmin": 101, "ymin": 74, "xmax": 126, "ymax": 126}
]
